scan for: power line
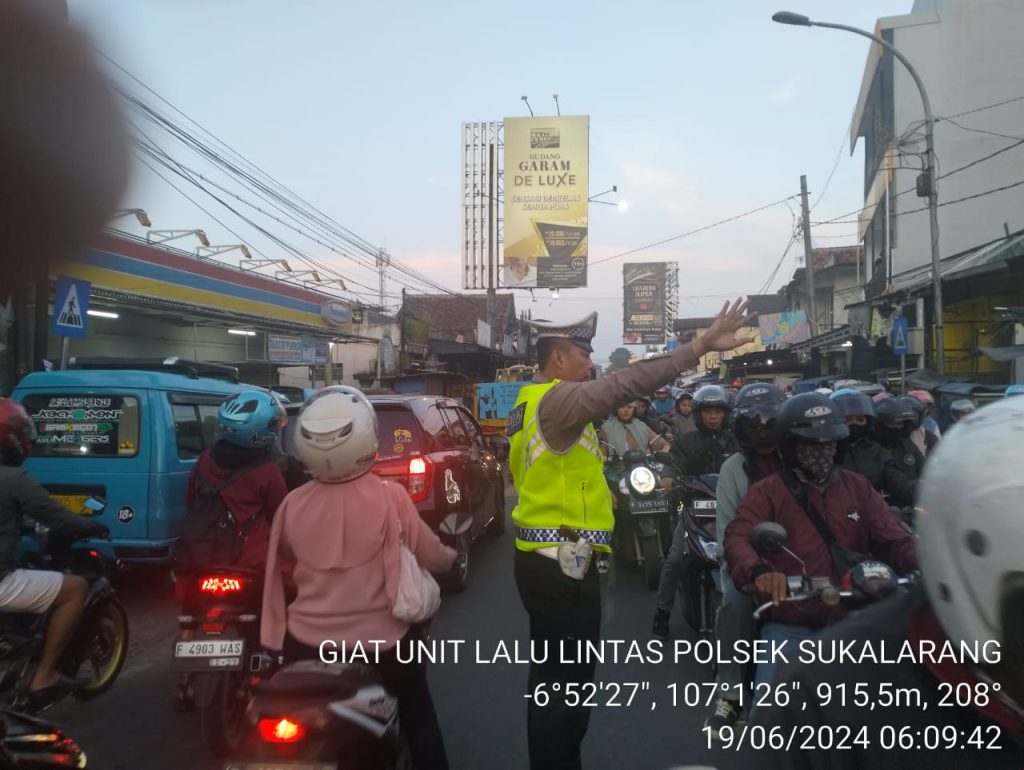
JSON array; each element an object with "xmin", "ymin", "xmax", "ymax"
[
  {"xmin": 589, "ymin": 195, "xmax": 800, "ymax": 267},
  {"xmin": 810, "ymin": 125, "xmax": 850, "ymax": 213},
  {"xmin": 811, "ymin": 138, "xmax": 1024, "ymax": 227},
  {"xmin": 942, "ymin": 93, "xmax": 1024, "ymax": 121},
  {"xmin": 757, "ymin": 228, "xmax": 801, "ymax": 296}
]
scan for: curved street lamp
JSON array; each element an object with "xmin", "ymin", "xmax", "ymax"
[{"xmin": 772, "ymin": 10, "xmax": 945, "ymax": 375}]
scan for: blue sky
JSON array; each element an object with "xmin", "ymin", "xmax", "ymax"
[{"xmin": 71, "ymin": 0, "xmax": 911, "ymax": 363}]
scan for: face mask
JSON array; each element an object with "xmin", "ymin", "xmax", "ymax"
[
  {"xmin": 847, "ymin": 423, "xmax": 869, "ymax": 443},
  {"xmin": 795, "ymin": 441, "xmax": 836, "ymax": 485},
  {"xmin": 900, "ymin": 422, "xmax": 918, "ymax": 439}
]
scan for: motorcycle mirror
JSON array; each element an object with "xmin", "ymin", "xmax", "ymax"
[{"xmin": 751, "ymin": 522, "xmax": 788, "ymax": 555}]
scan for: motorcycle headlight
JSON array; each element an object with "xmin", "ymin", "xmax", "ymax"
[
  {"xmin": 618, "ymin": 477, "xmax": 629, "ymax": 494},
  {"xmin": 698, "ymin": 536, "xmax": 721, "ymax": 562},
  {"xmin": 628, "ymin": 466, "xmax": 658, "ymax": 496}
]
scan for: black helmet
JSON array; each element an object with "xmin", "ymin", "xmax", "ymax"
[
  {"xmin": 692, "ymin": 385, "xmax": 730, "ymax": 431},
  {"xmin": 875, "ymin": 396, "xmax": 919, "ymax": 426},
  {"xmin": 776, "ymin": 393, "xmax": 848, "ymax": 468},
  {"xmin": 732, "ymin": 383, "xmax": 785, "ymax": 450},
  {"xmin": 829, "ymin": 388, "xmax": 876, "ymax": 421}
]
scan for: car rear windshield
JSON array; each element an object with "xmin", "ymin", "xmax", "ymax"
[
  {"xmin": 20, "ymin": 393, "xmax": 141, "ymax": 458},
  {"xmin": 374, "ymin": 406, "xmax": 423, "ymax": 462}
]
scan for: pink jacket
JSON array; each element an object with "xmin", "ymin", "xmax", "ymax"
[{"xmin": 260, "ymin": 473, "xmax": 457, "ymax": 652}]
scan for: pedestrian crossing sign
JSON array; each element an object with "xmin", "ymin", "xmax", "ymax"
[
  {"xmin": 51, "ymin": 276, "xmax": 91, "ymax": 338},
  {"xmin": 891, "ymin": 316, "xmax": 909, "ymax": 356}
]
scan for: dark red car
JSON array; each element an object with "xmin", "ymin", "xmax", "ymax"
[{"xmin": 368, "ymin": 394, "xmax": 505, "ymax": 591}]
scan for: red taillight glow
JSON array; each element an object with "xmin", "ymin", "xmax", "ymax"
[
  {"xmin": 372, "ymin": 455, "xmax": 432, "ymax": 502},
  {"xmin": 258, "ymin": 717, "xmax": 305, "ymax": 743},
  {"xmin": 407, "ymin": 456, "xmax": 431, "ymax": 502},
  {"xmin": 199, "ymin": 576, "xmax": 244, "ymax": 594}
]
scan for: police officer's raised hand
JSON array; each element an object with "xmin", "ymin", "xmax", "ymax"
[
  {"xmin": 754, "ymin": 571, "xmax": 788, "ymax": 606},
  {"xmin": 690, "ymin": 298, "xmax": 758, "ymax": 357}
]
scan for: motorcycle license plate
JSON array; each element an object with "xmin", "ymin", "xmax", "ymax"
[
  {"xmin": 172, "ymin": 638, "xmax": 245, "ymax": 672},
  {"xmin": 630, "ymin": 497, "xmax": 668, "ymax": 514},
  {"xmin": 692, "ymin": 500, "xmax": 717, "ymax": 509},
  {"xmin": 225, "ymin": 764, "xmax": 337, "ymax": 770}
]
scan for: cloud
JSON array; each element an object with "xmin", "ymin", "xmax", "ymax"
[{"xmin": 769, "ymin": 79, "xmax": 798, "ymax": 105}]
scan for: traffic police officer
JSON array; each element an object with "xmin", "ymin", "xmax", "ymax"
[{"xmin": 508, "ymin": 298, "xmax": 756, "ymax": 770}]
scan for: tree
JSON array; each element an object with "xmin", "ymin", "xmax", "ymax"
[{"xmin": 607, "ymin": 347, "xmax": 632, "ymax": 371}]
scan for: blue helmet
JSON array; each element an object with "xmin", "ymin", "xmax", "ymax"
[
  {"xmin": 1005, "ymin": 384, "xmax": 1024, "ymax": 398},
  {"xmin": 216, "ymin": 390, "xmax": 287, "ymax": 449}
]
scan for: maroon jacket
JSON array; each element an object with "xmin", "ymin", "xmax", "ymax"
[
  {"xmin": 724, "ymin": 467, "xmax": 918, "ymax": 627},
  {"xmin": 186, "ymin": 443, "xmax": 288, "ymax": 571}
]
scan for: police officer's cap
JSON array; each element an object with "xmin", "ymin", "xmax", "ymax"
[{"xmin": 527, "ymin": 311, "xmax": 597, "ymax": 354}]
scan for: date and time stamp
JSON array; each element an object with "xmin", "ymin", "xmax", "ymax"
[{"xmin": 524, "ymin": 680, "xmax": 1007, "ymax": 751}]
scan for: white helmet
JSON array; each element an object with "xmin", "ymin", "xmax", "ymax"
[
  {"xmin": 293, "ymin": 386, "xmax": 378, "ymax": 483},
  {"xmin": 917, "ymin": 398, "xmax": 1024, "ymax": 664}
]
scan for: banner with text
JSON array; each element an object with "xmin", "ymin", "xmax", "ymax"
[
  {"xmin": 268, "ymin": 334, "xmax": 328, "ymax": 364},
  {"xmin": 503, "ymin": 115, "xmax": 589, "ymax": 289},
  {"xmin": 623, "ymin": 262, "xmax": 667, "ymax": 344}
]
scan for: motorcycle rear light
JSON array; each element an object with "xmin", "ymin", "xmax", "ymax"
[
  {"xmin": 258, "ymin": 717, "xmax": 306, "ymax": 743},
  {"xmin": 199, "ymin": 576, "xmax": 244, "ymax": 594},
  {"xmin": 201, "ymin": 622, "xmax": 225, "ymax": 633}
]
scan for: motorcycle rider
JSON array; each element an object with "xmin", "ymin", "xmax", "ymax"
[
  {"xmin": 0, "ymin": 398, "xmax": 109, "ymax": 705},
  {"xmin": 175, "ymin": 390, "xmax": 290, "ymax": 710},
  {"xmin": 830, "ymin": 388, "xmax": 917, "ymax": 508},
  {"xmin": 723, "ymin": 392, "xmax": 918, "ymax": 689},
  {"xmin": 633, "ymin": 398, "xmax": 663, "ymax": 434},
  {"xmin": 262, "ymin": 387, "xmax": 457, "ymax": 770},
  {"xmin": 743, "ymin": 398, "xmax": 1024, "ymax": 769},
  {"xmin": 948, "ymin": 398, "xmax": 976, "ymax": 425},
  {"xmin": 598, "ymin": 402, "xmax": 670, "ymax": 459},
  {"xmin": 874, "ymin": 395, "xmax": 927, "ymax": 483},
  {"xmin": 668, "ymin": 392, "xmax": 697, "ymax": 438},
  {"xmin": 704, "ymin": 383, "xmax": 785, "ymax": 736},
  {"xmin": 906, "ymin": 391, "xmax": 940, "ymax": 456},
  {"xmin": 651, "ymin": 386, "xmax": 676, "ymax": 416},
  {"xmin": 652, "ymin": 384, "xmax": 738, "ymax": 639}
]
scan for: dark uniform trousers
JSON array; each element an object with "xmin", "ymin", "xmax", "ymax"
[{"xmin": 514, "ymin": 548, "xmax": 601, "ymax": 770}]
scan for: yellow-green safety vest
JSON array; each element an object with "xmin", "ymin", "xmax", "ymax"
[{"xmin": 508, "ymin": 380, "xmax": 614, "ymax": 552}]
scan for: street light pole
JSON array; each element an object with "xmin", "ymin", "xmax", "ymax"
[{"xmin": 772, "ymin": 11, "xmax": 945, "ymax": 375}]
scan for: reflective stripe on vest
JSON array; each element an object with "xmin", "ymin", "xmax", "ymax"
[{"xmin": 509, "ymin": 380, "xmax": 614, "ymax": 552}]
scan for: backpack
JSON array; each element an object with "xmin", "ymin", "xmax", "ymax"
[{"xmin": 175, "ymin": 458, "xmax": 271, "ymax": 573}]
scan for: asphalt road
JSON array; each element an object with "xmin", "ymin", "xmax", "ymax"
[{"xmin": 49, "ymin": 485, "xmax": 747, "ymax": 770}]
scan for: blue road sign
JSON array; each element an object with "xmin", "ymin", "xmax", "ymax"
[
  {"xmin": 52, "ymin": 276, "xmax": 91, "ymax": 338},
  {"xmin": 892, "ymin": 316, "xmax": 909, "ymax": 356}
]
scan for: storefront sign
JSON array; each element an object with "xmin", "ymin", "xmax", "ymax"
[
  {"xmin": 269, "ymin": 334, "xmax": 328, "ymax": 364},
  {"xmin": 321, "ymin": 299, "xmax": 353, "ymax": 328}
]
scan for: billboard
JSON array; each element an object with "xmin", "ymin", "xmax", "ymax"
[
  {"xmin": 503, "ymin": 116, "xmax": 589, "ymax": 289},
  {"xmin": 623, "ymin": 262, "xmax": 668, "ymax": 345},
  {"xmin": 758, "ymin": 311, "xmax": 811, "ymax": 346},
  {"xmin": 268, "ymin": 334, "xmax": 329, "ymax": 364}
]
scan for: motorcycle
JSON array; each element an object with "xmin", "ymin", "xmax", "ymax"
[
  {"xmin": 227, "ymin": 654, "xmax": 412, "ymax": 770},
  {"xmin": 670, "ymin": 472, "xmax": 722, "ymax": 643},
  {"xmin": 605, "ymin": 448, "xmax": 674, "ymax": 589},
  {"xmin": 0, "ymin": 708, "xmax": 89, "ymax": 769},
  {"xmin": 747, "ymin": 521, "xmax": 914, "ymax": 620},
  {"xmin": 1, "ymin": 512, "xmax": 128, "ymax": 714},
  {"xmin": 172, "ymin": 565, "xmax": 263, "ymax": 757}
]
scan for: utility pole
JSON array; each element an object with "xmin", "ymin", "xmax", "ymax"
[
  {"xmin": 800, "ymin": 175, "xmax": 817, "ymax": 337},
  {"xmin": 485, "ymin": 141, "xmax": 497, "ymax": 349}
]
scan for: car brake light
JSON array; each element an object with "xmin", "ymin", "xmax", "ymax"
[
  {"xmin": 258, "ymin": 717, "xmax": 306, "ymax": 743},
  {"xmin": 199, "ymin": 576, "xmax": 244, "ymax": 594},
  {"xmin": 408, "ymin": 456, "xmax": 431, "ymax": 502}
]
